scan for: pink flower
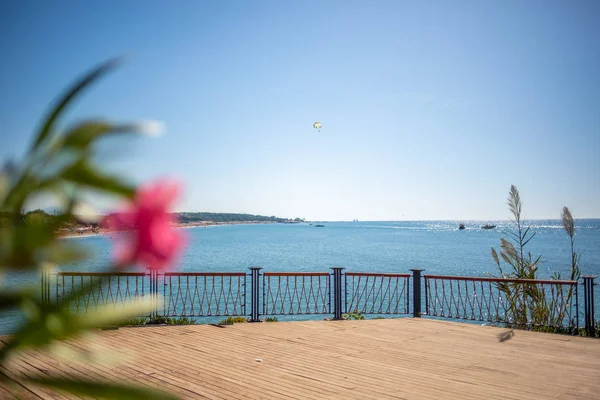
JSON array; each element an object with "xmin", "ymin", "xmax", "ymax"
[{"xmin": 104, "ymin": 179, "xmax": 186, "ymax": 271}]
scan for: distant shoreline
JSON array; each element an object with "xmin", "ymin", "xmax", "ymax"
[
  {"xmin": 57, "ymin": 220, "xmax": 285, "ymax": 239},
  {"xmin": 56, "ymin": 218, "xmax": 600, "ymax": 239}
]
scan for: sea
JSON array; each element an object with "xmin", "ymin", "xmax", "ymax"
[{"xmin": 2, "ymin": 219, "xmax": 599, "ymax": 334}]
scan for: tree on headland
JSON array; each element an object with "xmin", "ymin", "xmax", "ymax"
[{"xmin": 175, "ymin": 212, "xmax": 290, "ymax": 223}]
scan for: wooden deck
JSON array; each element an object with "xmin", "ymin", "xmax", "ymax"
[{"xmin": 1, "ymin": 318, "xmax": 599, "ymax": 399}]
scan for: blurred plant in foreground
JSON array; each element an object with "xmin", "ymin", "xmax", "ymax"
[{"xmin": 0, "ymin": 58, "xmax": 182, "ymax": 399}]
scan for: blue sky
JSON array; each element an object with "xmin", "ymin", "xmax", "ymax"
[{"xmin": 1, "ymin": 1, "xmax": 599, "ymax": 221}]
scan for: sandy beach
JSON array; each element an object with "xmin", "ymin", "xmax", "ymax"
[{"xmin": 57, "ymin": 220, "xmax": 281, "ymax": 239}]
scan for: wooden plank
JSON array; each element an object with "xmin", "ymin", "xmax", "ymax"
[
  {"xmin": 130, "ymin": 321, "xmax": 598, "ymax": 399},
  {"xmin": 0, "ymin": 382, "xmax": 21, "ymax": 399},
  {"xmin": 84, "ymin": 329, "xmax": 331, "ymax": 399},
  {"xmin": 80, "ymin": 325, "xmax": 409, "ymax": 399},
  {"xmin": 112, "ymin": 322, "xmax": 592, "ymax": 400},
  {"xmin": 1, "ymin": 319, "xmax": 599, "ymax": 399},
  {"xmin": 47, "ymin": 338, "xmax": 215, "ymax": 400},
  {"xmin": 0, "ymin": 361, "xmax": 78, "ymax": 400},
  {"xmin": 63, "ymin": 331, "xmax": 304, "ymax": 399}
]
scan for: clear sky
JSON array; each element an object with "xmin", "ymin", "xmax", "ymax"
[{"xmin": 1, "ymin": 1, "xmax": 599, "ymax": 221}]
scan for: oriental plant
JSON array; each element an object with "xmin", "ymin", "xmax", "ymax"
[{"xmin": 0, "ymin": 58, "xmax": 184, "ymax": 398}]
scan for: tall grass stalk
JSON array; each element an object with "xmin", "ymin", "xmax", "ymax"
[{"xmin": 491, "ymin": 186, "xmax": 578, "ymax": 330}]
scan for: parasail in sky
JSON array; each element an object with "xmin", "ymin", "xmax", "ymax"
[{"xmin": 313, "ymin": 121, "xmax": 322, "ymax": 132}]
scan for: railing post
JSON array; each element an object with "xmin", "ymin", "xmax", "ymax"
[
  {"xmin": 40, "ymin": 265, "xmax": 46, "ymax": 305},
  {"xmin": 148, "ymin": 270, "xmax": 157, "ymax": 317},
  {"xmin": 410, "ymin": 269, "xmax": 424, "ymax": 318},
  {"xmin": 331, "ymin": 267, "xmax": 345, "ymax": 320},
  {"xmin": 249, "ymin": 267, "xmax": 262, "ymax": 322},
  {"xmin": 40, "ymin": 263, "xmax": 55, "ymax": 305},
  {"xmin": 40, "ymin": 264, "xmax": 48, "ymax": 305},
  {"xmin": 582, "ymin": 276, "xmax": 596, "ymax": 336}
]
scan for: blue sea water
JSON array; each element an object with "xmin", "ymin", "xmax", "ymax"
[{"xmin": 2, "ymin": 219, "xmax": 599, "ymax": 333}]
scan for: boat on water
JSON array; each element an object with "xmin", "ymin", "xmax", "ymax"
[
  {"xmin": 315, "ymin": 224, "xmax": 325, "ymax": 228},
  {"xmin": 481, "ymin": 224, "xmax": 496, "ymax": 229},
  {"xmin": 458, "ymin": 224, "xmax": 465, "ymax": 230}
]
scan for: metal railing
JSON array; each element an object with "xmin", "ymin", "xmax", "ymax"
[
  {"xmin": 162, "ymin": 272, "xmax": 246, "ymax": 317},
  {"xmin": 53, "ymin": 272, "xmax": 147, "ymax": 315},
  {"xmin": 582, "ymin": 276, "xmax": 596, "ymax": 336},
  {"xmin": 424, "ymin": 275, "xmax": 578, "ymax": 328},
  {"xmin": 345, "ymin": 272, "xmax": 410, "ymax": 315},
  {"xmin": 41, "ymin": 268, "xmax": 597, "ymax": 333},
  {"xmin": 262, "ymin": 272, "xmax": 330, "ymax": 315}
]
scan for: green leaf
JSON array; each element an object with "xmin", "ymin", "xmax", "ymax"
[
  {"xmin": 1, "ymin": 176, "xmax": 40, "ymax": 214},
  {"xmin": 0, "ymin": 174, "xmax": 61, "ymax": 221},
  {"xmin": 0, "ymin": 171, "xmax": 8, "ymax": 205},
  {"xmin": 0, "ymin": 211, "xmax": 80, "ymax": 269},
  {"xmin": 43, "ymin": 242, "xmax": 88, "ymax": 265},
  {"xmin": 1, "ymin": 219, "xmax": 53, "ymax": 269},
  {"xmin": 61, "ymin": 120, "xmax": 114, "ymax": 150},
  {"xmin": 61, "ymin": 160, "xmax": 135, "ymax": 198},
  {"xmin": 29, "ymin": 57, "xmax": 123, "ymax": 154},
  {"xmin": 26, "ymin": 378, "xmax": 179, "ymax": 400},
  {"xmin": 76, "ymin": 297, "xmax": 154, "ymax": 329},
  {"xmin": 0, "ymin": 285, "xmax": 153, "ymax": 362},
  {"xmin": 61, "ymin": 120, "xmax": 156, "ymax": 151}
]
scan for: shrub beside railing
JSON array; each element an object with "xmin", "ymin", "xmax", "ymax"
[{"xmin": 423, "ymin": 275, "xmax": 578, "ymax": 329}]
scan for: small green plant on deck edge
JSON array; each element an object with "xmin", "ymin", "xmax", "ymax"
[
  {"xmin": 117, "ymin": 317, "xmax": 150, "ymax": 327},
  {"xmin": 218, "ymin": 316, "xmax": 249, "ymax": 325},
  {"xmin": 342, "ymin": 310, "xmax": 365, "ymax": 320},
  {"xmin": 264, "ymin": 317, "xmax": 278, "ymax": 322},
  {"xmin": 146, "ymin": 315, "xmax": 195, "ymax": 325}
]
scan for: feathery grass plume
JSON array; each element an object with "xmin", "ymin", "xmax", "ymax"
[
  {"xmin": 505, "ymin": 185, "xmax": 537, "ymax": 266},
  {"xmin": 491, "ymin": 186, "xmax": 545, "ymax": 328},
  {"xmin": 507, "ymin": 185, "xmax": 522, "ymax": 223},
  {"xmin": 561, "ymin": 206, "xmax": 580, "ymax": 280},
  {"xmin": 492, "ymin": 186, "xmax": 541, "ymax": 281},
  {"xmin": 491, "ymin": 187, "xmax": 580, "ymax": 333},
  {"xmin": 561, "ymin": 207, "xmax": 574, "ymax": 237},
  {"xmin": 559, "ymin": 207, "xmax": 580, "ymax": 317}
]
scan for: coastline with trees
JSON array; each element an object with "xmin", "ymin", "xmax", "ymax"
[{"xmin": 0, "ymin": 210, "xmax": 305, "ymax": 238}]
